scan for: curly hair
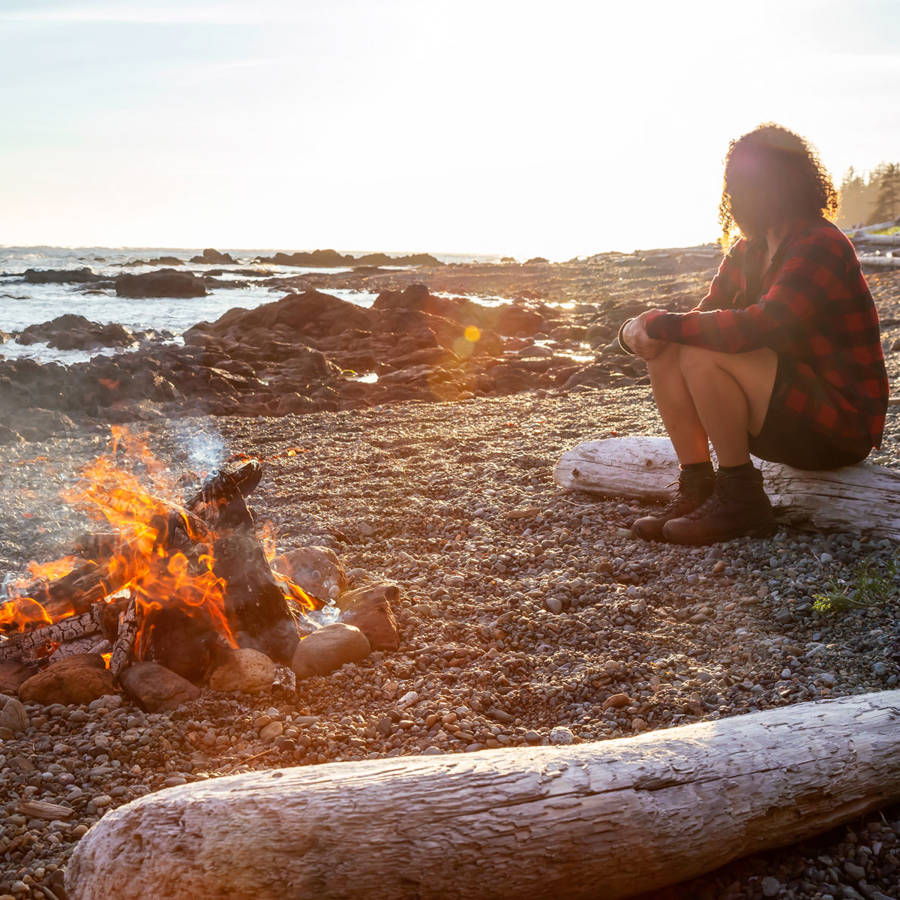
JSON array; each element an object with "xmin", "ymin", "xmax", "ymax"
[{"xmin": 718, "ymin": 124, "xmax": 839, "ymax": 249}]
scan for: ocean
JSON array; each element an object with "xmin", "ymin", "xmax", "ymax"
[{"xmin": 0, "ymin": 246, "xmax": 497, "ymax": 366}]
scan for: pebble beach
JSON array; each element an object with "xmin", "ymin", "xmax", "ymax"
[{"xmin": 0, "ymin": 249, "xmax": 899, "ymax": 899}]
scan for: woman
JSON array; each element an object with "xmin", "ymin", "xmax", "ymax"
[{"xmin": 619, "ymin": 124, "xmax": 889, "ymax": 545}]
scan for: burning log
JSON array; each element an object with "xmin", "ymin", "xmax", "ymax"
[
  {"xmin": 108, "ymin": 595, "xmax": 141, "ymax": 677},
  {"xmin": 554, "ymin": 436, "xmax": 900, "ymax": 541},
  {"xmin": 210, "ymin": 489, "xmax": 302, "ymax": 665},
  {"xmin": 0, "ymin": 606, "xmax": 105, "ymax": 663},
  {"xmin": 0, "ymin": 594, "xmax": 129, "ymax": 664},
  {"xmin": 4, "ymin": 554, "xmax": 138, "ymax": 629},
  {"xmin": 65, "ymin": 690, "xmax": 900, "ymax": 900}
]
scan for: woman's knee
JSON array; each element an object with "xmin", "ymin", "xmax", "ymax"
[
  {"xmin": 677, "ymin": 344, "xmax": 721, "ymax": 377},
  {"xmin": 647, "ymin": 341, "xmax": 684, "ymax": 373}
]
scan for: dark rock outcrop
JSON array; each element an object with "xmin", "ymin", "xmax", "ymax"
[
  {"xmin": 122, "ymin": 256, "xmax": 183, "ymax": 267},
  {"xmin": 253, "ymin": 249, "xmax": 442, "ymax": 268},
  {"xmin": 115, "ymin": 269, "xmax": 206, "ymax": 298},
  {"xmin": 0, "ymin": 284, "xmax": 572, "ymax": 422},
  {"xmin": 190, "ymin": 248, "xmax": 236, "ymax": 265},
  {"xmin": 19, "ymin": 314, "xmax": 135, "ymax": 351},
  {"xmin": 23, "ymin": 268, "xmax": 101, "ymax": 284}
]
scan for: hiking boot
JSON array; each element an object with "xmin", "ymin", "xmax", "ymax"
[
  {"xmin": 631, "ymin": 464, "xmax": 716, "ymax": 542},
  {"xmin": 662, "ymin": 464, "xmax": 775, "ymax": 545}
]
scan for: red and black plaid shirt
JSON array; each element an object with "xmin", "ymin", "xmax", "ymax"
[{"xmin": 645, "ymin": 217, "xmax": 888, "ymax": 450}]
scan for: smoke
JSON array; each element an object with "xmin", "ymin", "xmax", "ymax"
[{"xmin": 172, "ymin": 422, "xmax": 227, "ymax": 475}]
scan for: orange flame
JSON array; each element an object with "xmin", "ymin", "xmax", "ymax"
[
  {"xmin": 1, "ymin": 427, "xmax": 238, "ymax": 650},
  {"xmin": 26, "ymin": 556, "xmax": 79, "ymax": 581},
  {"xmin": 259, "ymin": 522, "xmax": 278, "ymax": 563},
  {"xmin": 0, "ymin": 595, "xmax": 53, "ymax": 632}
]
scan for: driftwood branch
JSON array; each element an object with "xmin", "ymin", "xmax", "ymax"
[
  {"xmin": 66, "ymin": 690, "xmax": 900, "ymax": 900},
  {"xmin": 554, "ymin": 436, "xmax": 900, "ymax": 541}
]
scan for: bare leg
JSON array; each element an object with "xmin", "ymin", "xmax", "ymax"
[
  {"xmin": 678, "ymin": 346, "xmax": 778, "ymax": 467},
  {"xmin": 647, "ymin": 343, "xmax": 710, "ymax": 465}
]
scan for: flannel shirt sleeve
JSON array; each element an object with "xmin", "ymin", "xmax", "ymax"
[
  {"xmin": 695, "ymin": 244, "xmax": 742, "ymax": 311},
  {"xmin": 644, "ymin": 231, "xmax": 848, "ymax": 353}
]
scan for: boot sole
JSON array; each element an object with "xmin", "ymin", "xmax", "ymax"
[
  {"xmin": 662, "ymin": 520, "xmax": 776, "ymax": 546},
  {"xmin": 631, "ymin": 520, "xmax": 665, "ymax": 542}
]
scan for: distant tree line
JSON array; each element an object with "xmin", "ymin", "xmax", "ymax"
[{"xmin": 837, "ymin": 162, "xmax": 900, "ymax": 228}]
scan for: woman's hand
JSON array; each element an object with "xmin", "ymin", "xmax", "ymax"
[{"xmin": 623, "ymin": 309, "xmax": 667, "ymax": 360}]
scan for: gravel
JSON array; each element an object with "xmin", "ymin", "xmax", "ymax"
[{"xmin": 0, "ymin": 260, "xmax": 898, "ymax": 899}]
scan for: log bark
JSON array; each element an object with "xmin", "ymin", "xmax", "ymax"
[
  {"xmin": 858, "ymin": 254, "xmax": 900, "ymax": 270},
  {"xmin": 554, "ymin": 436, "xmax": 900, "ymax": 541},
  {"xmin": 849, "ymin": 220, "xmax": 900, "ymax": 236},
  {"xmin": 66, "ymin": 691, "xmax": 900, "ymax": 900},
  {"xmin": 855, "ymin": 233, "xmax": 900, "ymax": 247}
]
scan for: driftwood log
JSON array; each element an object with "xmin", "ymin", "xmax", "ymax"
[
  {"xmin": 66, "ymin": 691, "xmax": 900, "ymax": 900},
  {"xmin": 858, "ymin": 254, "xmax": 900, "ymax": 270},
  {"xmin": 554, "ymin": 436, "xmax": 900, "ymax": 541}
]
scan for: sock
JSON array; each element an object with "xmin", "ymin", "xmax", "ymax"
[
  {"xmin": 681, "ymin": 461, "xmax": 714, "ymax": 476},
  {"xmin": 718, "ymin": 462, "xmax": 755, "ymax": 475}
]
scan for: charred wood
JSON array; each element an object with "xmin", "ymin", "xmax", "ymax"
[
  {"xmin": 109, "ymin": 595, "xmax": 141, "ymax": 678},
  {"xmin": 212, "ymin": 491, "xmax": 300, "ymax": 665},
  {"xmin": 139, "ymin": 607, "xmax": 227, "ymax": 684},
  {"xmin": 0, "ymin": 606, "xmax": 106, "ymax": 662}
]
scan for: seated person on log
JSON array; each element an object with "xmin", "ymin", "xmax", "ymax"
[{"xmin": 618, "ymin": 123, "xmax": 889, "ymax": 546}]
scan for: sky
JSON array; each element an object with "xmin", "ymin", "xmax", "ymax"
[{"xmin": 1, "ymin": 0, "xmax": 898, "ymax": 258}]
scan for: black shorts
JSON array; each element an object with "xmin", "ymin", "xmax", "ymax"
[{"xmin": 748, "ymin": 355, "xmax": 871, "ymax": 470}]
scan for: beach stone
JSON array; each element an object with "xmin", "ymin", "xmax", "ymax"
[
  {"xmin": 18, "ymin": 654, "xmax": 116, "ymax": 706},
  {"xmin": 603, "ymin": 692, "xmax": 632, "ymax": 710},
  {"xmin": 761, "ymin": 876, "xmax": 782, "ymax": 897},
  {"xmin": 208, "ymin": 648, "xmax": 276, "ymax": 694},
  {"xmin": 291, "ymin": 623, "xmax": 371, "ymax": 679},
  {"xmin": 545, "ymin": 596, "xmax": 563, "ymax": 614},
  {"xmin": 119, "ymin": 661, "xmax": 201, "ymax": 713},
  {"xmin": 844, "ymin": 861, "xmax": 866, "ymax": 881},
  {"xmin": 0, "ymin": 695, "xmax": 28, "ymax": 734},
  {"xmin": 0, "ymin": 661, "xmax": 38, "ymax": 695},
  {"xmin": 396, "ymin": 691, "xmax": 419, "ymax": 709},
  {"xmin": 259, "ymin": 721, "xmax": 284, "ymax": 741},
  {"xmin": 272, "ymin": 546, "xmax": 347, "ymax": 601},
  {"xmin": 604, "ymin": 659, "xmax": 625, "ymax": 677},
  {"xmin": 337, "ymin": 582, "xmax": 401, "ymax": 651},
  {"xmin": 549, "ymin": 726, "xmax": 575, "ymax": 745}
]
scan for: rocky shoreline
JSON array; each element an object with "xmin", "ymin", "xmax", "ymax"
[{"xmin": 0, "ymin": 253, "xmax": 899, "ymax": 898}]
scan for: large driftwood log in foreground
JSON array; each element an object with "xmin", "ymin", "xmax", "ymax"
[
  {"xmin": 67, "ymin": 691, "xmax": 900, "ymax": 900},
  {"xmin": 554, "ymin": 436, "xmax": 900, "ymax": 541}
]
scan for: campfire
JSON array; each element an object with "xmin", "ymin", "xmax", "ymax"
[{"xmin": 0, "ymin": 427, "xmax": 328, "ymax": 689}]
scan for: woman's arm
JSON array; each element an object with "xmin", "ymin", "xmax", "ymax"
[{"xmin": 643, "ymin": 228, "xmax": 857, "ymax": 354}]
